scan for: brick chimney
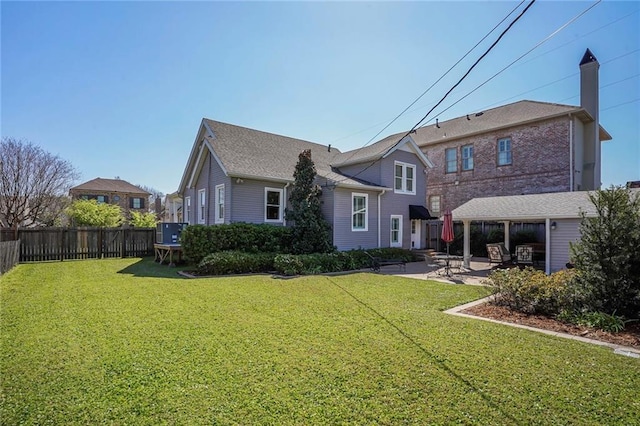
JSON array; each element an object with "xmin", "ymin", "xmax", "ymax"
[{"xmin": 579, "ymin": 48, "xmax": 600, "ymax": 190}]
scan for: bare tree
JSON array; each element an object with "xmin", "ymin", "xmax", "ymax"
[
  {"xmin": 136, "ymin": 184, "xmax": 165, "ymax": 217},
  {"xmin": 0, "ymin": 137, "xmax": 79, "ymax": 232}
]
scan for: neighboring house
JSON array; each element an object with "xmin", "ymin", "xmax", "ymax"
[
  {"xmin": 370, "ymin": 49, "xmax": 611, "ymax": 249},
  {"xmin": 163, "ymin": 192, "xmax": 183, "ymax": 223},
  {"xmin": 178, "ymin": 121, "xmax": 434, "ymax": 251},
  {"xmin": 452, "ymin": 189, "xmax": 640, "ymax": 273},
  {"xmin": 69, "ymin": 178, "xmax": 151, "ymax": 217}
]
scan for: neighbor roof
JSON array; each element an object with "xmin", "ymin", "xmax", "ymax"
[
  {"xmin": 374, "ymin": 100, "xmax": 612, "ymax": 149},
  {"xmin": 70, "ymin": 178, "xmax": 150, "ymax": 195},
  {"xmin": 451, "ymin": 190, "xmax": 639, "ymax": 221}
]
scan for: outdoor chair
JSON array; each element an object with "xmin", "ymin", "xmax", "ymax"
[
  {"xmin": 515, "ymin": 245, "xmax": 534, "ymax": 266},
  {"xmin": 486, "ymin": 243, "xmax": 514, "ymax": 268}
]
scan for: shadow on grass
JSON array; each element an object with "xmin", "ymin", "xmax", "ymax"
[{"xmin": 117, "ymin": 257, "xmax": 191, "ymax": 279}]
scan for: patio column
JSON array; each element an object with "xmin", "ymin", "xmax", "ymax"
[
  {"xmin": 501, "ymin": 221, "xmax": 511, "ymax": 250},
  {"xmin": 463, "ymin": 220, "xmax": 471, "ymax": 268},
  {"xmin": 545, "ymin": 218, "xmax": 551, "ymax": 275}
]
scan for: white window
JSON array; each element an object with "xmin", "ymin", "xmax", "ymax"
[
  {"xmin": 265, "ymin": 187, "xmax": 283, "ymax": 222},
  {"xmin": 131, "ymin": 197, "xmax": 144, "ymax": 209},
  {"xmin": 429, "ymin": 195, "xmax": 441, "ymax": 217},
  {"xmin": 352, "ymin": 193, "xmax": 368, "ymax": 231},
  {"xmin": 445, "ymin": 148, "xmax": 457, "ymax": 173},
  {"xmin": 390, "ymin": 215, "xmax": 402, "ymax": 247},
  {"xmin": 198, "ymin": 189, "xmax": 206, "ymax": 224},
  {"xmin": 215, "ymin": 184, "xmax": 224, "ymax": 224},
  {"xmin": 462, "ymin": 145, "xmax": 474, "ymax": 171},
  {"xmin": 96, "ymin": 195, "xmax": 107, "ymax": 204},
  {"xmin": 185, "ymin": 196, "xmax": 191, "ymax": 224},
  {"xmin": 394, "ymin": 161, "xmax": 416, "ymax": 195},
  {"xmin": 498, "ymin": 138, "xmax": 512, "ymax": 166}
]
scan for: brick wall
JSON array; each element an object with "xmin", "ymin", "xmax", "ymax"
[{"xmin": 423, "ymin": 116, "xmax": 572, "ymax": 212}]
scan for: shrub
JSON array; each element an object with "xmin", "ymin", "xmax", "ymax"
[
  {"xmin": 487, "ymin": 228, "xmax": 504, "ymax": 244},
  {"xmin": 510, "ymin": 230, "xmax": 537, "ymax": 248},
  {"xmin": 557, "ymin": 310, "xmax": 631, "ymax": 333},
  {"xmin": 449, "ymin": 226, "xmax": 487, "ymax": 257},
  {"xmin": 570, "ymin": 186, "xmax": 640, "ymax": 318},
  {"xmin": 181, "ymin": 223, "xmax": 293, "ymax": 263},
  {"xmin": 197, "ymin": 251, "xmax": 276, "ymax": 276},
  {"xmin": 487, "ymin": 267, "xmax": 574, "ymax": 316}
]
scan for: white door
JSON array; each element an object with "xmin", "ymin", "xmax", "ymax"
[
  {"xmin": 390, "ymin": 215, "xmax": 402, "ymax": 248},
  {"xmin": 411, "ymin": 220, "xmax": 421, "ymax": 249}
]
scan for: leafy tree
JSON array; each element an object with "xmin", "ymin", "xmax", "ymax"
[
  {"xmin": 66, "ymin": 199, "xmax": 124, "ymax": 227},
  {"xmin": 130, "ymin": 211, "xmax": 158, "ymax": 228},
  {"xmin": 285, "ymin": 150, "xmax": 333, "ymax": 254},
  {"xmin": 570, "ymin": 186, "xmax": 640, "ymax": 318},
  {"xmin": 0, "ymin": 137, "xmax": 79, "ymax": 230}
]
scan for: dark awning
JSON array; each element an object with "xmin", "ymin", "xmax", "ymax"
[{"xmin": 409, "ymin": 205, "xmax": 433, "ymax": 220}]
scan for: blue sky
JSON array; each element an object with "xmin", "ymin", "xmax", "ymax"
[{"xmin": 2, "ymin": 1, "xmax": 638, "ymax": 195}]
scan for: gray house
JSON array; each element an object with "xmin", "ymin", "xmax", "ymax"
[{"xmin": 178, "ymin": 120, "xmax": 434, "ymax": 251}]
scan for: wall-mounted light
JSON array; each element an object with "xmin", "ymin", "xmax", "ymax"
[
  {"xmin": 236, "ymin": 178, "xmax": 244, "ymax": 184},
  {"xmin": 551, "ymin": 221, "xmax": 557, "ymax": 230}
]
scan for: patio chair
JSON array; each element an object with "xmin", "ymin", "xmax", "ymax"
[
  {"xmin": 515, "ymin": 245, "xmax": 534, "ymax": 266},
  {"xmin": 486, "ymin": 243, "xmax": 514, "ymax": 268}
]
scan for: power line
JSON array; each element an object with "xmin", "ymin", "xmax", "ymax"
[
  {"xmin": 333, "ymin": 0, "xmax": 538, "ymax": 184},
  {"xmin": 418, "ymin": 0, "xmax": 603, "ymax": 129},
  {"xmin": 601, "ymin": 98, "xmax": 640, "ymax": 112},
  {"xmin": 332, "ymin": 0, "xmax": 527, "ymax": 165}
]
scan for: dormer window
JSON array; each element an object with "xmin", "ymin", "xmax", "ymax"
[{"xmin": 394, "ymin": 161, "xmax": 416, "ymax": 195}]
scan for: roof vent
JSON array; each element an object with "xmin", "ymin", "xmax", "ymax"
[
  {"xmin": 435, "ymin": 118, "xmax": 440, "ymax": 128},
  {"xmin": 466, "ymin": 114, "xmax": 470, "ymax": 120},
  {"xmin": 475, "ymin": 112, "xmax": 484, "ymax": 117}
]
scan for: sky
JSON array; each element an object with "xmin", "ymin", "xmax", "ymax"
[{"xmin": 2, "ymin": 1, "xmax": 639, "ymax": 196}]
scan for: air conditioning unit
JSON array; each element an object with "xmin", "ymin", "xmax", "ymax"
[{"xmin": 156, "ymin": 222, "xmax": 188, "ymax": 244}]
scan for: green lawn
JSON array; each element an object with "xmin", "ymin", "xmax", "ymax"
[{"xmin": 1, "ymin": 258, "xmax": 639, "ymax": 425}]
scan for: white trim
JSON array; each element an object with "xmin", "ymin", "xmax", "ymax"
[
  {"xmin": 351, "ymin": 192, "xmax": 368, "ymax": 232},
  {"xmin": 393, "ymin": 161, "xmax": 416, "ymax": 195},
  {"xmin": 215, "ymin": 184, "xmax": 224, "ymax": 224},
  {"xmin": 377, "ymin": 190, "xmax": 386, "ymax": 247},
  {"xmin": 390, "ymin": 215, "xmax": 402, "ymax": 248},
  {"xmin": 197, "ymin": 189, "xmax": 206, "ymax": 224},
  {"xmin": 187, "ymin": 144, "xmax": 206, "ymax": 189},
  {"xmin": 265, "ymin": 187, "xmax": 284, "ymax": 223}
]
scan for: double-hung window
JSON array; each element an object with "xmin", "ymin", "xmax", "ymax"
[
  {"xmin": 352, "ymin": 193, "xmax": 368, "ymax": 231},
  {"xmin": 198, "ymin": 189, "xmax": 206, "ymax": 224},
  {"xmin": 462, "ymin": 145, "xmax": 474, "ymax": 171},
  {"xmin": 445, "ymin": 148, "xmax": 457, "ymax": 173},
  {"xmin": 497, "ymin": 138, "xmax": 512, "ymax": 166},
  {"xmin": 131, "ymin": 197, "xmax": 144, "ymax": 209},
  {"xmin": 265, "ymin": 187, "xmax": 283, "ymax": 222},
  {"xmin": 429, "ymin": 195, "xmax": 441, "ymax": 218},
  {"xmin": 185, "ymin": 196, "xmax": 191, "ymax": 224},
  {"xmin": 394, "ymin": 161, "xmax": 416, "ymax": 194},
  {"xmin": 215, "ymin": 184, "xmax": 224, "ymax": 224}
]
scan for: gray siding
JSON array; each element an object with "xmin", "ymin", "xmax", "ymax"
[
  {"xmin": 550, "ymin": 219, "xmax": 581, "ymax": 272},
  {"xmin": 338, "ymin": 161, "xmax": 381, "ymax": 185},
  {"xmin": 231, "ymin": 179, "xmax": 287, "ymax": 225},
  {"xmin": 332, "ymin": 188, "xmax": 379, "ymax": 251}
]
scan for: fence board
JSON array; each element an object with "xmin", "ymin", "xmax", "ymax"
[
  {"xmin": 0, "ymin": 240, "xmax": 21, "ymax": 274},
  {"xmin": 0, "ymin": 227, "xmax": 155, "ymax": 262}
]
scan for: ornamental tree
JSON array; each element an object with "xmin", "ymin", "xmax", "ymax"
[
  {"xmin": 570, "ymin": 186, "xmax": 640, "ymax": 318},
  {"xmin": 285, "ymin": 150, "xmax": 333, "ymax": 254},
  {"xmin": 66, "ymin": 199, "xmax": 124, "ymax": 227}
]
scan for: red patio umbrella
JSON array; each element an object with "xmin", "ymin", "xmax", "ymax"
[{"xmin": 441, "ymin": 210, "xmax": 455, "ymax": 255}]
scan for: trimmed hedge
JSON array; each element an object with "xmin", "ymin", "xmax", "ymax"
[
  {"xmin": 181, "ymin": 223, "xmax": 293, "ymax": 263},
  {"xmin": 195, "ymin": 248, "xmax": 419, "ymax": 276}
]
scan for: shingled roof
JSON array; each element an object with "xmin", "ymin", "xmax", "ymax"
[
  {"xmin": 70, "ymin": 178, "xmax": 150, "ymax": 195},
  {"xmin": 369, "ymin": 100, "xmax": 611, "ymax": 152}
]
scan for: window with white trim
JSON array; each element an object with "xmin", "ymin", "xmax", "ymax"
[
  {"xmin": 185, "ymin": 196, "xmax": 191, "ymax": 224},
  {"xmin": 390, "ymin": 215, "xmax": 402, "ymax": 247},
  {"xmin": 198, "ymin": 189, "xmax": 206, "ymax": 224},
  {"xmin": 265, "ymin": 187, "xmax": 283, "ymax": 222},
  {"xmin": 445, "ymin": 148, "xmax": 457, "ymax": 173},
  {"xmin": 394, "ymin": 161, "xmax": 416, "ymax": 194},
  {"xmin": 429, "ymin": 195, "xmax": 441, "ymax": 217},
  {"xmin": 462, "ymin": 145, "xmax": 474, "ymax": 171},
  {"xmin": 215, "ymin": 184, "xmax": 224, "ymax": 224},
  {"xmin": 352, "ymin": 193, "xmax": 368, "ymax": 231},
  {"xmin": 497, "ymin": 138, "xmax": 512, "ymax": 166}
]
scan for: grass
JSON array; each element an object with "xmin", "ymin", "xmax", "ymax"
[{"xmin": 1, "ymin": 258, "xmax": 639, "ymax": 425}]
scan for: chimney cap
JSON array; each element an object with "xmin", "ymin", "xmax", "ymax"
[{"xmin": 579, "ymin": 48, "xmax": 598, "ymax": 66}]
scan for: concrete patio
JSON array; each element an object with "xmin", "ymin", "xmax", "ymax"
[{"xmin": 377, "ymin": 257, "xmax": 496, "ymax": 285}]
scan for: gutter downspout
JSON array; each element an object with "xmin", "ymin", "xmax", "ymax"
[
  {"xmin": 378, "ymin": 190, "xmax": 386, "ymax": 248},
  {"xmin": 569, "ymin": 116, "xmax": 574, "ymax": 191}
]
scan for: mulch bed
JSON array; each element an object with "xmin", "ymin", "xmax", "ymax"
[{"xmin": 463, "ymin": 302, "xmax": 640, "ymax": 349}]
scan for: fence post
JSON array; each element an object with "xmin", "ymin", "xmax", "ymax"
[{"xmin": 121, "ymin": 227, "xmax": 126, "ymax": 258}]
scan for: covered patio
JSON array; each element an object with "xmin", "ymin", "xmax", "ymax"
[{"xmin": 450, "ymin": 191, "xmax": 600, "ymax": 274}]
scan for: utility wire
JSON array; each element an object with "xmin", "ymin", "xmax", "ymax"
[
  {"xmin": 333, "ymin": 0, "xmax": 527, "ymax": 165},
  {"xmin": 418, "ymin": 0, "xmax": 602, "ymax": 129},
  {"xmin": 333, "ymin": 0, "xmax": 537, "ymax": 184}
]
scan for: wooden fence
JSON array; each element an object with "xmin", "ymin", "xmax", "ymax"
[
  {"xmin": 0, "ymin": 240, "xmax": 21, "ymax": 274},
  {"xmin": 0, "ymin": 227, "xmax": 155, "ymax": 263}
]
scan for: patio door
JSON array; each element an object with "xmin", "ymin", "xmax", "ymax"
[
  {"xmin": 411, "ymin": 220, "xmax": 421, "ymax": 249},
  {"xmin": 390, "ymin": 215, "xmax": 402, "ymax": 248}
]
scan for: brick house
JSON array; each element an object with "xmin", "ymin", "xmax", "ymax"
[
  {"xmin": 371, "ymin": 49, "xmax": 611, "ymax": 249},
  {"xmin": 69, "ymin": 178, "xmax": 151, "ymax": 217}
]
